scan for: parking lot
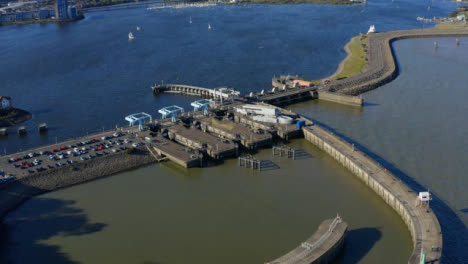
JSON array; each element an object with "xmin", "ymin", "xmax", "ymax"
[{"xmin": 0, "ymin": 130, "xmax": 146, "ymax": 182}]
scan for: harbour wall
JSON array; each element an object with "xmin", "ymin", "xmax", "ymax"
[
  {"xmin": 0, "ymin": 149, "xmax": 154, "ymax": 219},
  {"xmin": 300, "ymin": 119, "xmax": 442, "ymax": 264},
  {"xmin": 317, "ymin": 91, "xmax": 363, "ymax": 106},
  {"xmin": 267, "ymin": 217, "xmax": 347, "ymax": 264},
  {"xmin": 327, "ymin": 28, "xmax": 468, "ymax": 96}
]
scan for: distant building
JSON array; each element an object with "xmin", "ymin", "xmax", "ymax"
[
  {"xmin": 38, "ymin": 9, "xmax": 51, "ymax": 19},
  {"xmin": 457, "ymin": 14, "xmax": 466, "ymax": 21},
  {"xmin": 0, "ymin": 13, "xmax": 15, "ymax": 22},
  {"xmin": 55, "ymin": 0, "xmax": 68, "ymax": 20},
  {"xmin": 0, "ymin": 96, "xmax": 12, "ymax": 109},
  {"xmin": 67, "ymin": 5, "xmax": 77, "ymax": 19},
  {"xmin": 15, "ymin": 11, "xmax": 34, "ymax": 21}
]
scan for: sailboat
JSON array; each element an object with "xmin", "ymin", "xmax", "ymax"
[
  {"xmin": 189, "ymin": 16, "xmax": 192, "ymax": 24},
  {"xmin": 128, "ymin": 32, "xmax": 135, "ymax": 40},
  {"xmin": 208, "ymin": 23, "xmax": 211, "ymax": 30},
  {"xmin": 136, "ymin": 26, "xmax": 141, "ymax": 31}
]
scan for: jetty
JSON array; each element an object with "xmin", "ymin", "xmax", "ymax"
[
  {"xmin": 152, "ymin": 84, "xmax": 240, "ymax": 99},
  {"xmin": 266, "ymin": 216, "xmax": 347, "ymax": 264},
  {"xmin": 325, "ymin": 27, "xmax": 468, "ymax": 96}
]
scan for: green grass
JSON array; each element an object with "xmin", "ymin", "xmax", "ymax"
[{"xmin": 333, "ymin": 35, "xmax": 367, "ymax": 80}]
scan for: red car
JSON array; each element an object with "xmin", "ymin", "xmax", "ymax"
[
  {"xmin": 51, "ymin": 148, "xmax": 58, "ymax": 153},
  {"xmin": 59, "ymin": 146, "xmax": 67, "ymax": 150}
]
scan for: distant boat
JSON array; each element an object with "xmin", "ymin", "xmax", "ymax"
[
  {"xmin": 367, "ymin": 25, "xmax": 376, "ymax": 34},
  {"xmin": 208, "ymin": 23, "xmax": 211, "ymax": 30},
  {"xmin": 136, "ymin": 26, "xmax": 141, "ymax": 31},
  {"xmin": 128, "ymin": 32, "xmax": 135, "ymax": 40},
  {"xmin": 189, "ymin": 16, "xmax": 192, "ymax": 24}
]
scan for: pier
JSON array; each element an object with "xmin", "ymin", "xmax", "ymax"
[
  {"xmin": 152, "ymin": 84, "xmax": 240, "ymax": 100},
  {"xmin": 266, "ymin": 216, "xmax": 347, "ymax": 264},
  {"xmin": 301, "ymin": 119, "xmax": 443, "ymax": 264},
  {"xmin": 325, "ymin": 28, "xmax": 468, "ymax": 96}
]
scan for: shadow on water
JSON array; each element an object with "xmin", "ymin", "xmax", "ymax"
[
  {"xmin": 0, "ymin": 193, "xmax": 106, "ymax": 264},
  {"xmin": 362, "ymin": 101, "xmax": 380, "ymax": 107},
  {"xmin": 303, "ymin": 116, "xmax": 468, "ymax": 264},
  {"xmin": 333, "ymin": 227, "xmax": 382, "ymax": 264}
]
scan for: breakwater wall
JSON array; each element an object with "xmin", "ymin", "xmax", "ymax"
[
  {"xmin": 0, "ymin": 149, "xmax": 154, "ymax": 219},
  {"xmin": 327, "ymin": 28, "xmax": 468, "ymax": 96},
  {"xmin": 300, "ymin": 119, "xmax": 442, "ymax": 264},
  {"xmin": 317, "ymin": 91, "xmax": 363, "ymax": 106},
  {"xmin": 267, "ymin": 217, "xmax": 347, "ymax": 264}
]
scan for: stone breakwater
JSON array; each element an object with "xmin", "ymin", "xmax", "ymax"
[
  {"xmin": 300, "ymin": 119, "xmax": 442, "ymax": 264},
  {"xmin": 0, "ymin": 149, "xmax": 154, "ymax": 219},
  {"xmin": 326, "ymin": 28, "xmax": 468, "ymax": 96}
]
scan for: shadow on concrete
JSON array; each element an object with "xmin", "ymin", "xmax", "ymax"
[
  {"xmin": 333, "ymin": 227, "xmax": 382, "ymax": 264},
  {"xmin": 308, "ymin": 118, "xmax": 468, "ymax": 263},
  {"xmin": 0, "ymin": 185, "xmax": 106, "ymax": 264}
]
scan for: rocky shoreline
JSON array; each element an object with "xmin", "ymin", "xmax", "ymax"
[
  {"xmin": 0, "ymin": 149, "xmax": 154, "ymax": 219},
  {"xmin": 0, "ymin": 108, "xmax": 31, "ymax": 128}
]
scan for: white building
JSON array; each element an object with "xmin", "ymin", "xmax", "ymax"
[
  {"xmin": 235, "ymin": 104, "xmax": 294, "ymax": 124},
  {"xmin": 0, "ymin": 96, "xmax": 11, "ymax": 109}
]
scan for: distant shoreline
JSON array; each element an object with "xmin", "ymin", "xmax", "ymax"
[
  {"xmin": 0, "ymin": 108, "xmax": 32, "ymax": 128},
  {"xmin": 0, "ymin": 14, "xmax": 84, "ymax": 27},
  {"xmin": 236, "ymin": 0, "xmax": 357, "ymax": 4}
]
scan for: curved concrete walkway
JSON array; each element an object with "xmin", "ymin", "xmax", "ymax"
[{"xmin": 325, "ymin": 27, "xmax": 468, "ymax": 95}]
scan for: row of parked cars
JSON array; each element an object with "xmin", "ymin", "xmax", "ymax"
[{"xmin": 4, "ymin": 132, "xmax": 138, "ymax": 174}]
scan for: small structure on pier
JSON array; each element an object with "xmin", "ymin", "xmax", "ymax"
[
  {"xmin": 191, "ymin": 99, "xmax": 214, "ymax": 115},
  {"xmin": 125, "ymin": 112, "xmax": 152, "ymax": 131},
  {"xmin": 416, "ymin": 191, "xmax": 432, "ymax": 207},
  {"xmin": 158, "ymin": 105, "xmax": 184, "ymax": 122}
]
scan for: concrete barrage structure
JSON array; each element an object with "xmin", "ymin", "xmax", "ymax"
[
  {"xmin": 266, "ymin": 216, "xmax": 347, "ymax": 264},
  {"xmin": 300, "ymin": 118, "xmax": 442, "ymax": 264}
]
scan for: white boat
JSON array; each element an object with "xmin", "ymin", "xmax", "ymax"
[
  {"xmin": 189, "ymin": 16, "xmax": 192, "ymax": 24},
  {"xmin": 128, "ymin": 32, "xmax": 135, "ymax": 40},
  {"xmin": 208, "ymin": 23, "xmax": 211, "ymax": 30},
  {"xmin": 367, "ymin": 25, "xmax": 376, "ymax": 34},
  {"xmin": 136, "ymin": 26, "xmax": 141, "ymax": 31}
]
